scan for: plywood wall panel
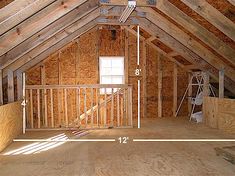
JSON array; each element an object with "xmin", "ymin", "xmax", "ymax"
[
  {"xmin": 0, "ymin": 101, "xmax": 22, "ymax": 152},
  {"xmin": 25, "ymin": 25, "xmax": 190, "ymax": 125},
  {"xmin": 203, "ymin": 97, "xmax": 235, "ymax": 133}
]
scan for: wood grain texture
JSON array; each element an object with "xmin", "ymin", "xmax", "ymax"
[
  {"xmin": 0, "ymin": 101, "xmax": 22, "ymax": 152},
  {"xmin": 203, "ymin": 97, "xmax": 235, "ymax": 133}
]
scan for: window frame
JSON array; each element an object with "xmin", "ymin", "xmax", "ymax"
[{"xmin": 99, "ymin": 56, "xmax": 125, "ymax": 94}]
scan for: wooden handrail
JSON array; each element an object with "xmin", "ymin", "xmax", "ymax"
[{"xmin": 25, "ymin": 84, "xmax": 132, "ymax": 89}]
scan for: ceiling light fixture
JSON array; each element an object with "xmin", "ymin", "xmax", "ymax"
[{"xmin": 119, "ymin": 1, "xmax": 136, "ymax": 23}]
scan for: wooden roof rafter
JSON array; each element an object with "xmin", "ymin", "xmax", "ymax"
[
  {"xmin": 0, "ymin": 0, "xmax": 99, "ymax": 69},
  {"xmin": 179, "ymin": 0, "xmax": 235, "ymax": 41},
  {"xmin": 138, "ymin": 18, "xmax": 235, "ymax": 94},
  {"xmin": 0, "ymin": 0, "xmax": 90, "ymax": 57},
  {"xmin": 137, "ymin": 7, "xmax": 235, "ymax": 83},
  {"xmin": 2, "ymin": 6, "xmax": 102, "ymax": 77}
]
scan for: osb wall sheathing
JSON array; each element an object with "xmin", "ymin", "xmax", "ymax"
[
  {"xmin": 0, "ymin": 101, "xmax": 22, "ymax": 152},
  {"xmin": 26, "ymin": 25, "xmax": 190, "ymax": 127},
  {"xmin": 0, "ymin": 0, "xmax": 13, "ymax": 9}
]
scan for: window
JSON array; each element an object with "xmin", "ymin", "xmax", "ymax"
[{"xmin": 99, "ymin": 56, "xmax": 124, "ymax": 94}]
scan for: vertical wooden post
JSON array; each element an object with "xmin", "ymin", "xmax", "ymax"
[
  {"xmin": 129, "ymin": 86, "xmax": 133, "ymax": 127},
  {"xmin": 16, "ymin": 71, "xmax": 23, "ymax": 101},
  {"xmin": 96, "ymin": 88, "xmax": 99, "ymax": 126},
  {"xmin": 91, "ymin": 88, "xmax": 94, "ymax": 127},
  {"xmin": 219, "ymin": 69, "xmax": 224, "ymax": 98},
  {"xmin": 125, "ymin": 29, "xmax": 129, "ymax": 84},
  {"xmin": 120, "ymin": 95, "xmax": 124, "ymax": 126},
  {"xmin": 44, "ymin": 89, "xmax": 48, "ymax": 127},
  {"xmin": 104, "ymin": 88, "xmax": 107, "ymax": 127},
  {"xmin": 188, "ymin": 73, "xmax": 192, "ymax": 115},
  {"xmin": 57, "ymin": 89, "xmax": 61, "ymax": 126},
  {"xmin": 84, "ymin": 88, "xmax": 87, "ymax": 127},
  {"xmin": 64, "ymin": 89, "xmax": 68, "ymax": 127},
  {"xmin": 7, "ymin": 69, "xmax": 14, "ymax": 103},
  {"xmin": 117, "ymin": 89, "xmax": 120, "ymax": 127},
  {"xmin": 41, "ymin": 65, "xmax": 46, "ymax": 126},
  {"xmin": 30, "ymin": 89, "xmax": 33, "ymax": 128},
  {"xmin": 0, "ymin": 69, "xmax": 3, "ymax": 105},
  {"xmin": 128, "ymin": 87, "xmax": 133, "ymax": 126},
  {"xmin": 111, "ymin": 88, "xmax": 114, "ymax": 127},
  {"xmin": 22, "ymin": 73, "xmax": 26, "ymax": 134},
  {"xmin": 50, "ymin": 89, "xmax": 54, "ymax": 128},
  {"xmin": 123, "ymin": 88, "xmax": 126, "ymax": 125},
  {"xmin": 157, "ymin": 54, "xmax": 162, "ymax": 118},
  {"xmin": 203, "ymin": 72, "xmax": 210, "ymax": 96},
  {"xmin": 77, "ymin": 88, "xmax": 80, "ymax": 126},
  {"xmin": 143, "ymin": 42, "xmax": 147, "ymax": 118},
  {"xmin": 173, "ymin": 63, "xmax": 178, "ymax": 117},
  {"xmin": 37, "ymin": 89, "xmax": 40, "ymax": 128}
]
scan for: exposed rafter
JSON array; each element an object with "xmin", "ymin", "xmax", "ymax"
[
  {"xmin": 0, "ymin": 0, "xmax": 56, "ymax": 36},
  {"xmin": 139, "ymin": 18, "xmax": 235, "ymax": 94},
  {"xmin": 154, "ymin": 0, "xmax": 235, "ymax": 67},
  {"xmin": 3, "ymin": 7, "xmax": 101, "ymax": 77},
  {"xmin": 180, "ymin": 0, "xmax": 235, "ymax": 41},
  {"xmin": 137, "ymin": 7, "xmax": 235, "ymax": 83},
  {"xmin": 0, "ymin": 0, "xmax": 99, "ymax": 69},
  {"xmin": 0, "ymin": 0, "xmax": 88, "ymax": 57}
]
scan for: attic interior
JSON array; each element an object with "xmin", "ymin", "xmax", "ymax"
[{"xmin": 0, "ymin": 0, "xmax": 235, "ymax": 175}]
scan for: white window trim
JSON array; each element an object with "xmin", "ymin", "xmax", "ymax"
[{"xmin": 99, "ymin": 56, "xmax": 125, "ymax": 94}]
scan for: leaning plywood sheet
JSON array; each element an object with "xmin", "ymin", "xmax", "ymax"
[{"xmin": 0, "ymin": 101, "xmax": 22, "ymax": 152}]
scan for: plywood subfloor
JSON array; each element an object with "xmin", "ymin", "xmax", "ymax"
[{"xmin": 0, "ymin": 117, "xmax": 235, "ymax": 176}]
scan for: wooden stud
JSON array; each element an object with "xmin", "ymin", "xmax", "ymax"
[
  {"xmin": 173, "ymin": 63, "xmax": 178, "ymax": 117},
  {"xmin": 96, "ymin": 88, "xmax": 100, "ymax": 126},
  {"xmin": 91, "ymin": 88, "xmax": 94, "ymax": 127},
  {"xmin": 120, "ymin": 95, "xmax": 124, "ymax": 126},
  {"xmin": 203, "ymin": 72, "xmax": 210, "ymax": 97},
  {"xmin": 64, "ymin": 89, "xmax": 68, "ymax": 127},
  {"xmin": 50, "ymin": 89, "xmax": 54, "ymax": 128},
  {"xmin": 16, "ymin": 71, "xmax": 23, "ymax": 101},
  {"xmin": 0, "ymin": 69, "xmax": 3, "ymax": 105},
  {"xmin": 188, "ymin": 73, "xmax": 192, "ymax": 115},
  {"xmin": 104, "ymin": 88, "xmax": 107, "ymax": 127},
  {"xmin": 129, "ymin": 87, "xmax": 133, "ymax": 126},
  {"xmin": 123, "ymin": 88, "xmax": 126, "ymax": 125},
  {"xmin": 30, "ymin": 89, "xmax": 34, "ymax": 129},
  {"xmin": 219, "ymin": 69, "xmax": 224, "ymax": 98},
  {"xmin": 124, "ymin": 29, "xmax": 129, "ymax": 84},
  {"xmin": 7, "ymin": 69, "xmax": 14, "ymax": 103},
  {"xmin": 111, "ymin": 88, "xmax": 114, "ymax": 127},
  {"xmin": 37, "ymin": 89, "xmax": 40, "ymax": 128},
  {"xmin": 117, "ymin": 90, "xmax": 120, "ymax": 127},
  {"xmin": 157, "ymin": 54, "xmax": 163, "ymax": 118},
  {"xmin": 57, "ymin": 89, "xmax": 61, "ymax": 126},
  {"xmin": 77, "ymin": 88, "xmax": 80, "ymax": 126},
  {"xmin": 44, "ymin": 89, "xmax": 48, "ymax": 127},
  {"xmin": 41, "ymin": 65, "xmax": 46, "ymax": 126},
  {"xmin": 84, "ymin": 88, "xmax": 87, "ymax": 127},
  {"xmin": 143, "ymin": 42, "xmax": 147, "ymax": 118}
]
